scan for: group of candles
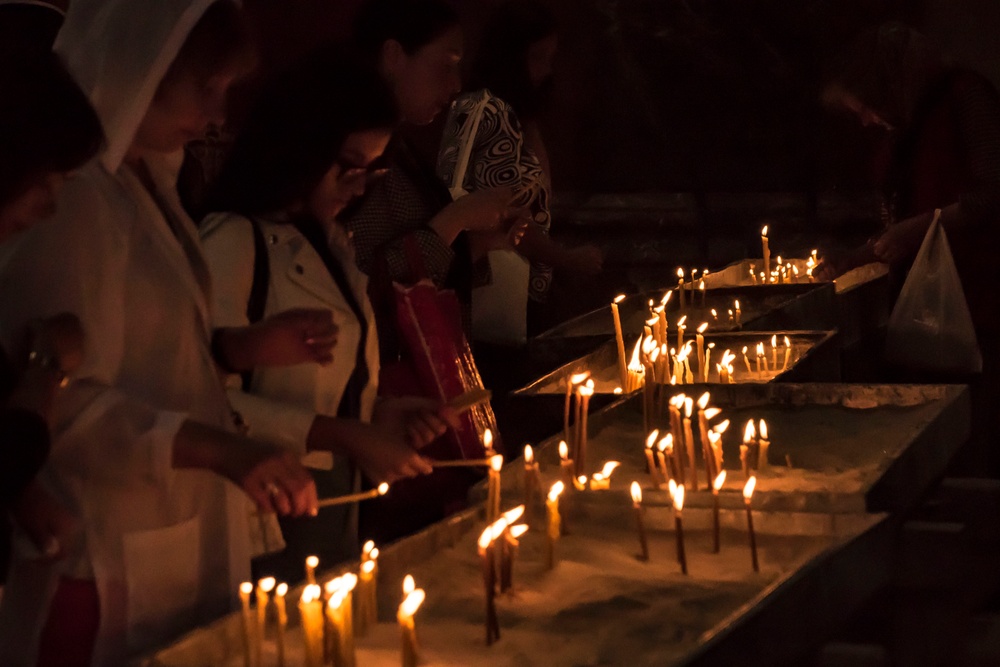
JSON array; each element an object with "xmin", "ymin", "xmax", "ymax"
[
  {"xmin": 562, "ymin": 372, "xmax": 596, "ymax": 477},
  {"xmin": 237, "ymin": 542, "xmax": 391, "ymax": 667},
  {"xmin": 477, "ymin": 505, "xmax": 530, "ymax": 645},
  {"xmin": 754, "ymin": 225, "xmax": 820, "ymax": 284}
]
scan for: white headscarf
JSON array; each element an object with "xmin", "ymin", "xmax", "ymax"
[{"xmin": 54, "ymin": 0, "xmax": 220, "ymax": 172}]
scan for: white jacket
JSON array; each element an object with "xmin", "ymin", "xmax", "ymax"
[
  {"xmin": 0, "ymin": 1, "xmax": 252, "ymax": 664},
  {"xmin": 200, "ymin": 212, "xmax": 380, "ymax": 470}
]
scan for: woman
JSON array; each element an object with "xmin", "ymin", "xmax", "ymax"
[
  {"xmin": 437, "ymin": 0, "xmax": 603, "ymax": 339},
  {"xmin": 0, "ymin": 52, "xmax": 102, "ymax": 578},
  {"xmin": 346, "ymin": 0, "xmax": 526, "ymax": 338},
  {"xmin": 822, "ymin": 23, "xmax": 1000, "ymax": 470},
  {"xmin": 0, "ymin": 2, "xmax": 320, "ymax": 664},
  {"xmin": 201, "ymin": 49, "xmax": 449, "ymax": 579}
]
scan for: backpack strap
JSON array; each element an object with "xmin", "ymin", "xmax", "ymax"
[{"xmin": 241, "ymin": 216, "xmax": 270, "ymax": 390}]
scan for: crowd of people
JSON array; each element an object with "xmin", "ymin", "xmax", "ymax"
[{"xmin": 0, "ymin": 0, "xmax": 997, "ymax": 664}]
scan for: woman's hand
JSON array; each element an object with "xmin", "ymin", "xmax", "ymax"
[
  {"xmin": 307, "ymin": 415, "xmax": 436, "ymax": 484},
  {"xmin": 216, "ymin": 308, "xmax": 338, "ymax": 371},
  {"xmin": 873, "ymin": 212, "xmax": 933, "ymax": 265},
  {"xmin": 430, "ymin": 187, "xmax": 529, "ymax": 243},
  {"xmin": 10, "ymin": 481, "xmax": 78, "ymax": 560},
  {"xmin": 373, "ymin": 397, "xmax": 459, "ymax": 449}
]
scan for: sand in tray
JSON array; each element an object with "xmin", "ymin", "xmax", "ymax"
[{"xmin": 233, "ymin": 517, "xmax": 836, "ymax": 667}]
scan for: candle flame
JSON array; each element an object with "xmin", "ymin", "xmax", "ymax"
[
  {"xmin": 734, "ymin": 300, "xmax": 741, "ymax": 311},
  {"xmin": 771, "ymin": 334, "xmax": 777, "ymax": 348},
  {"xmin": 478, "ymin": 526, "xmax": 494, "ymax": 550},
  {"xmin": 628, "ymin": 338, "xmax": 644, "ymax": 372},
  {"xmin": 742, "ymin": 346, "xmax": 748, "ymax": 354},
  {"xmin": 677, "ymin": 267, "xmax": 685, "ymax": 278},
  {"xmin": 342, "ymin": 573, "xmax": 358, "ymax": 592},
  {"xmin": 645, "ymin": 429, "xmax": 660, "ymax": 449},
  {"xmin": 784, "ymin": 335, "xmax": 791, "ymax": 348},
  {"xmin": 743, "ymin": 420, "xmax": 756, "ymax": 443},
  {"xmin": 761, "ymin": 225, "xmax": 768, "ymax": 237},
  {"xmin": 559, "ymin": 441, "xmax": 569, "ymax": 460},
  {"xmin": 306, "ymin": 555, "xmax": 319, "ymax": 569},
  {"xmin": 649, "ymin": 347, "xmax": 660, "ymax": 363},
  {"xmin": 258, "ymin": 577, "xmax": 276, "ymax": 593},
  {"xmin": 510, "ymin": 524, "xmax": 529, "ymax": 539},
  {"xmin": 614, "ymin": 387, "xmax": 623, "ymax": 395},
  {"xmin": 630, "ymin": 481, "xmax": 642, "ymax": 504},
  {"xmin": 577, "ymin": 475, "xmax": 588, "ymax": 488},
  {"xmin": 743, "ymin": 476, "xmax": 757, "ymax": 500},
  {"xmin": 661, "ymin": 291, "xmax": 673, "ymax": 305},
  {"xmin": 677, "ymin": 315, "xmax": 687, "ymax": 328},
  {"xmin": 399, "ymin": 589, "xmax": 425, "ymax": 618},
  {"xmin": 363, "ymin": 540, "xmax": 375, "ymax": 556},
  {"xmin": 329, "ymin": 590, "xmax": 345, "ymax": 609},
  {"xmin": 658, "ymin": 435, "xmax": 672, "ymax": 453},
  {"xmin": 302, "ymin": 584, "xmax": 321, "ymax": 604},
  {"xmin": 403, "ymin": 574, "xmax": 415, "ymax": 595},
  {"xmin": 579, "ymin": 381, "xmax": 594, "ymax": 397},
  {"xmin": 711, "ymin": 309, "xmax": 718, "ymax": 318},
  {"xmin": 614, "ymin": 294, "xmax": 626, "ymax": 304},
  {"xmin": 502, "ymin": 505, "xmax": 526, "ymax": 524},
  {"xmin": 713, "ymin": 470, "xmax": 727, "ymax": 491},
  {"xmin": 704, "ymin": 407, "xmax": 722, "ymax": 420},
  {"xmin": 714, "ymin": 418, "xmax": 731, "ymax": 434},
  {"xmin": 759, "ymin": 420, "xmax": 768, "ymax": 440},
  {"xmin": 792, "ymin": 265, "xmax": 800, "ymax": 276},
  {"xmin": 276, "ymin": 582, "xmax": 288, "ymax": 597},
  {"xmin": 484, "ymin": 428, "xmax": 493, "ymax": 451},
  {"xmin": 668, "ymin": 478, "xmax": 677, "ymax": 499},
  {"xmin": 325, "ymin": 577, "xmax": 342, "ymax": 595},
  {"xmin": 377, "ymin": 482, "xmax": 390, "ymax": 495},
  {"xmin": 697, "ymin": 392, "xmax": 710, "ymax": 410},
  {"xmin": 756, "ymin": 342, "xmax": 765, "ymax": 356},
  {"xmin": 240, "ymin": 581, "xmax": 253, "ymax": 596},
  {"xmin": 361, "ymin": 560, "xmax": 375, "ymax": 575},
  {"xmin": 490, "ymin": 455, "xmax": 503, "ymax": 472},
  {"xmin": 645, "ymin": 316, "xmax": 659, "ymax": 327},
  {"xmin": 674, "ymin": 484, "xmax": 685, "ymax": 511},
  {"xmin": 570, "ymin": 372, "xmax": 590, "ymax": 385},
  {"xmin": 708, "ymin": 430, "xmax": 721, "ymax": 446},
  {"xmin": 370, "ymin": 548, "xmax": 379, "ymax": 561},
  {"xmin": 524, "ymin": 445, "xmax": 534, "ymax": 464},
  {"xmin": 599, "ymin": 461, "xmax": 621, "ymax": 478},
  {"xmin": 548, "ymin": 481, "xmax": 565, "ymax": 501},
  {"xmin": 684, "ymin": 397, "xmax": 693, "ymax": 418},
  {"xmin": 699, "ymin": 279, "xmax": 705, "ymax": 291},
  {"xmin": 697, "ymin": 322, "xmax": 708, "ymax": 334}
]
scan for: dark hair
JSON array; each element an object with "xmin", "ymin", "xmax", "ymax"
[
  {"xmin": 468, "ymin": 1, "xmax": 557, "ymax": 120},
  {"xmin": 0, "ymin": 4, "xmax": 64, "ymax": 59},
  {"xmin": 161, "ymin": 0, "xmax": 255, "ymax": 88},
  {"xmin": 352, "ymin": 0, "xmax": 460, "ymax": 62},
  {"xmin": 0, "ymin": 52, "xmax": 103, "ymax": 208},
  {"xmin": 205, "ymin": 48, "xmax": 397, "ymax": 217}
]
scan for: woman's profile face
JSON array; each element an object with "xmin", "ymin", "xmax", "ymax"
[
  {"xmin": 307, "ymin": 128, "xmax": 393, "ymax": 224},
  {"xmin": 384, "ymin": 26, "xmax": 463, "ymax": 125}
]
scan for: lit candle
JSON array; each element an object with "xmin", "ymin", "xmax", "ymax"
[
  {"xmin": 668, "ymin": 396, "xmax": 685, "ymax": 481},
  {"xmin": 699, "ymin": 279, "xmax": 706, "ymax": 306},
  {"xmin": 744, "ymin": 476, "xmax": 759, "ymax": 572},
  {"xmin": 711, "ymin": 308, "xmax": 719, "ymax": 322},
  {"xmin": 742, "ymin": 420, "xmax": 756, "ymax": 478},
  {"xmin": 782, "ymin": 336, "xmax": 792, "ymax": 372},
  {"xmin": 502, "ymin": 524, "xmax": 529, "ymax": 593},
  {"xmin": 704, "ymin": 343, "xmax": 714, "ymax": 383},
  {"xmin": 644, "ymin": 429, "xmax": 661, "ymax": 487},
  {"xmin": 676, "ymin": 315, "xmax": 687, "ymax": 351},
  {"xmin": 741, "ymin": 346, "xmax": 752, "ymax": 376},
  {"xmin": 683, "ymin": 398, "xmax": 698, "ymax": 491},
  {"xmin": 498, "ymin": 508, "xmax": 526, "ymax": 592},
  {"xmin": 611, "ymin": 294, "xmax": 629, "ymax": 387},
  {"xmin": 305, "ymin": 555, "xmax": 319, "ymax": 586},
  {"xmin": 256, "ymin": 577, "xmax": 275, "ymax": 666},
  {"xmin": 627, "ymin": 338, "xmax": 645, "ymax": 394},
  {"xmin": 577, "ymin": 380, "xmax": 595, "ymax": 476},
  {"xmin": 486, "ymin": 454, "xmax": 504, "ymax": 523},
  {"xmin": 631, "ymin": 482, "xmax": 649, "ymax": 561},
  {"xmin": 398, "ymin": 579, "xmax": 425, "ymax": 667},
  {"xmin": 683, "ymin": 344, "xmax": 694, "ymax": 385},
  {"xmin": 558, "ymin": 440, "xmax": 574, "ymax": 488},
  {"xmin": 523, "ymin": 445, "xmax": 540, "ymax": 509},
  {"xmin": 750, "ymin": 265, "xmax": 757, "ymax": 284},
  {"xmin": 674, "ymin": 484, "xmax": 688, "ymax": 575},
  {"xmin": 696, "ymin": 393, "xmax": 713, "ymax": 479},
  {"xmin": 239, "ymin": 582, "xmax": 253, "ymax": 667},
  {"xmin": 761, "ymin": 225, "xmax": 770, "ymax": 279},
  {"xmin": 771, "ymin": 334, "xmax": 778, "ymax": 369},
  {"xmin": 659, "ymin": 434, "xmax": 677, "ymax": 483},
  {"xmin": 734, "ymin": 300, "xmax": 741, "ymax": 326},
  {"xmin": 478, "ymin": 520, "xmax": 505, "ymax": 645},
  {"xmin": 325, "ymin": 587, "xmax": 347, "ymax": 667},
  {"xmin": 677, "ymin": 268, "xmax": 685, "ymax": 309},
  {"xmin": 755, "ymin": 343, "xmax": 764, "ymax": 377},
  {"xmin": 316, "ymin": 482, "xmax": 389, "ymax": 508},
  {"xmin": 299, "ymin": 584, "xmax": 324, "ymax": 667},
  {"xmin": 694, "ymin": 323, "xmax": 708, "ymax": 377},
  {"xmin": 573, "ymin": 474, "xmax": 588, "ymax": 492},
  {"xmin": 712, "ymin": 470, "xmax": 726, "ymax": 554},
  {"xmin": 564, "ymin": 372, "xmax": 589, "ymax": 446},
  {"xmin": 775, "ymin": 256, "xmax": 783, "ymax": 284},
  {"xmin": 340, "ymin": 574, "xmax": 357, "ymax": 666},
  {"xmin": 758, "ymin": 420, "xmax": 770, "ymax": 471},
  {"xmin": 545, "ymin": 482, "xmax": 565, "ymax": 570},
  {"xmin": 589, "ymin": 461, "xmax": 620, "ymax": 490},
  {"xmin": 275, "ymin": 583, "xmax": 288, "ymax": 667},
  {"xmin": 728, "ymin": 309, "xmax": 734, "ymax": 325},
  {"xmin": 709, "ymin": 421, "xmax": 727, "ymax": 473}
]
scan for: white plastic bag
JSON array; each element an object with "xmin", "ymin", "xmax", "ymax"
[{"xmin": 884, "ymin": 209, "xmax": 982, "ymax": 375}]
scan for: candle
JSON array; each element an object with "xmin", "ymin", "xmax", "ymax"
[
  {"xmin": 558, "ymin": 440, "xmax": 575, "ymax": 488},
  {"xmin": 498, "ymin": 509, "xmax": 526, "ymax": 592},
  {"xmin": 698, "ymin": 279, "xmax": 706, "ymax": 307},
  {"xmin": 771, "ymin": 334, "xmax": 778, "ymax": 369},
  {"xmin": 755, "ymin": 343, "xmax": 764, "ymax": 378},
  {"xmin": 674, "ymin": 484, "xmax": 688, "ymax": 575},
  {"xmin": 589, "ymin": 461, "xmax": 620, "ymax": 490},
  {"xmin": 712, "ymin": 470, "xmax": 726, "ymax": 554},
  {"xmin": 654, "ymin": 305, "xmax": 667, "ymax": 348},
  {"xmin": 356, "ymin": 561, "xmax": 375, "ymax": 637},
  {"xmin": 782, "ymin": 336, "xmax": 792, "ymax": 372},
  {"xmin": 744, "ymin": 476, "xmax": 760, "ymax": 572},
  {"xmin": 501, "ymin": 524, "xmax": 529, "ymax": 593},
  {"xmin": 728, "ymin": 309, "xmax": 734, "ymax": 325},
  {"xmin": 676, "ymin": 315, "xmax": 687, "ymax": 351},
  {"xmin": 668, "ymin": 396, "xmax": 684, "ymax": 481},
  {"xmin": 683, "ymin": 398, "xmax": 698, "ymax": 491},
  {"xmin": 256, "ymin": 577, "xmax": 275, "ymax": 666},
  {"xmin": 707, "ymin": 430, "xmax": 724, "ymax": 485},
  {"xmin": 478, "ymin": 522, "xmax": 504, "ymax": 645},
  {"xmin": 704, "ymin": 343, "xmax": 714, "ymax": 383},
  {"xmin": 564, "ymin": 372, "xmax": 589, "ymax": 446},
  {"xmin": 677, "ymin": 268, "xmax": 685, "ymax": 308},
  {"xmin": 626, "ymin": 338, "xmax": 645, "ymax": 394},
  {"xmin": 545, "ymin": 482, "xmax": 564, "ymax": 570},
  {"xmin": 239, "ymin": 582, "xmax": 253, "ymax": 667},
  {"xmin": 577, "ymin": 380, "xmax": 595, "ymax": 477},
  {"xmin": 695, "ymin": 324, "xmax": 708, "ymax": 378},
  {"xmin": 398, "ymin": 580, "xmax": 425, "ymax": 667},
  {"xmin": 741, "ymin": 346, "xmax": 752, "ymax": 376},
  {"xmin": 275, "ymin": 583, "xmax": 288, "ymax": 666},
  {"xmin": 644, "ymin": 429, "xmax": 661, "ymax": 487},
  {"xmin": 340, "ymin": 574, "xmax": 357, "ymax": 666},
  {"xmin": 734, "ymin": 300, "xmax": 741, "ymax": 326},
  {"xmin": 758, "ymin": 420, "xmax": 770, "ymax": 471},
  {"xmin": 742, "ymin": 420, "xmax": 756, "ymax": 477},
  {"xmin": 317, "ymin": 482, "xmax": 389, "ymax": 508},
  {"xmin": 611, "ymin": 294, "xmax": 629, "ymax": 387},
  {"xmin": 711, "ymin": 308, "xmax": 718, "ymax": 321},
  {"xmin": 305, "ymin": 555, "xmax": 319, "ymax": 586},
  {"xmin": 750, "ymin": 265, "xmax": 757, "ymax": 284},
  {"xmin": 325, "ymin": 587, "xmax": 348, "ymax": 667},
  {"xmin": 696, "ymin": 393, "xmax": 712, "ymax": 478},
  {"xmin": 523, "ymin": 445, "xmax": 542, "ymax": 509},
  {"xmin": 659, "ymin": 434, "xmax": 677, "ymax": 483},
  {"xmin": 486, "ymin": 454, "xmax": 504, "ymax": 523},
  {"xmin": 683, "ymin": 347, "xmax": 694, "ymax": 385},
  {"xmin": 299, "ymin": 584, "xmax": 324, "ymax": 667},
  {"xmin": 631, "ymin": 482, "xmax": 649, "ymax": 561},
  {"xmin": 761, "ymin": 225, "xmax": 770, "ymax": 279}
]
